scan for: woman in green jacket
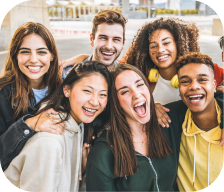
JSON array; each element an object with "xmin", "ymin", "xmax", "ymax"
[{"xmin": 86, "ymin": 64, "xmax": 187, "ymax": 191}]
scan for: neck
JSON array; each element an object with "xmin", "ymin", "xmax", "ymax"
[
  {"xmin": 159, "ymin": 64, "xmax": 177, "ymax": 80},
  {"xmin": 191, "ymin": 100, "xmax": 218, "ymax": 129},
  {"xmin": 92, "ymin": 55, "xmax": 115, "ymax": 71},
  {"xmin": 126, "ymin": 117, "xmax": 146, "ymax": 138},
  {"xmin": 29, "ymin": 78, "xmax": 46, "ymax": 90}
]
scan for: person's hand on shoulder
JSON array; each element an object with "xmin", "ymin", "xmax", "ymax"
[{"xmin": 155, "ymin": 103, "xmax": 171, "ymax": 128}]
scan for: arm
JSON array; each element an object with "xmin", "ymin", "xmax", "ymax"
[
  {"xmin": 0, "ymin": 109, "xmax": 65, "ymax": 171},
  {"xmin": 4, "ymin": 136, "xmax": 63, "ymax": 191},
  {"xmin": 59, "ymin": 54, "xmax": 90, "ymax": 76}
]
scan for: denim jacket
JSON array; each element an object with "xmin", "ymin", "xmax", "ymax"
[{"xmin": 0, "ymin": 82, "xmax": 36, "ymax": 171}]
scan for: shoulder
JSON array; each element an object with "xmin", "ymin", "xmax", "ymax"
[{"xmin": 0, "ymin": 83, "xmax": 11, "ymax": 98}]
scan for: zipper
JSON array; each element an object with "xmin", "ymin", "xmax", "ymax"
[{"xmin": 136, "ymin": 153, "xmax": 160, "ymax": 192}]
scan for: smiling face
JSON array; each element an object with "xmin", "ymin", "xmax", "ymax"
[
  {"xmin": 178, "ymin": 63, "xmax": 216, "ymax": 114},
  {"xmin": 115, "ymin": 70, "xmax": 151, "ymax": 125},
  {"xmin": 17, "ymin": 33, "xmax": 53, "ymax": 88},
  {"xmin": 90, "ymin": 23, "xmax": 124, "ymax": 68},
  {"xmin": 149, "ymin": 29, "xmax": 177, "ymax": 69},
  {"xmin": 63, "ymin": 74, "xmax": 108, "ymax": 124}
]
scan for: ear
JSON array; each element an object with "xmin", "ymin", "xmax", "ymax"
[
  {"xmin": 213, "ymin": 79, "xmax": 217, "ymax": 92},
  {"xmin": 50, "ymin": 55, "xmax": 54, "ymax": 61},
  {"xmin": 90, "ymin": 33, "xmax": 94, "ymax": 47},
  {"xmin": 63, "ymin": 85, "xmax": 70, "ymax": 98},
  {"xmin": 123, "ymin": 38, "xmax": 126, "ymax": 46}
]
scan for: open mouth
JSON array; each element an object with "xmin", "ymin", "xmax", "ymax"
[
  {"xmin": 188, "ymin": 94, "xmax": 205, "ymax": 103},
  {"xmin": 27, "ymin": 66, "xmax": 42, "ymax": 72},
  {"xmin": 101, "ymin": 51, "xmax": 115, "ymax": 59},
  {"xmin": 82, "ymin": 106, "xmax": 97, "ymax": 116},
  {"xmin": 133, "ymin": 101, "xmax": 147, "ymax": 116}
]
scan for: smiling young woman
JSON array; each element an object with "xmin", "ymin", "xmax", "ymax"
[
  {"xmin": 4, "ymin": 61, "xmax": 111, "ymax": 191},
  {"xmin": 0, "ymin": 22, "xmax": 65, "ymax": 171}
]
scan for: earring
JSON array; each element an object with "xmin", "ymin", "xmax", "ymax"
[{"xmin": 148, "ymin": 68, "xmax": 159, "ymax": 83}]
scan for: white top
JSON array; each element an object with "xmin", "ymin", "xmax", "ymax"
[
  {"xmin": 5, "ymin": 113, "xmax": 84, "ymax": 192},
  {"xmin": 152, "ymin": 75, "xmax": 181, "ymax": 105}
]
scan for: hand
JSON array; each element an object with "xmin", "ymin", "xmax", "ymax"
[
  {"xmin": 82, "ymin": 142, "xmax": 92, "ymax": 173},
  {"xmin": 59, "ymin": 54, "xmax": 90, "ymax": 76},
  {"xmin": 25, "ymin": 108, "xmax": 65, "ymax": 135},
  {"xmin": 216, "ymin": 85, "xmax": 224, "ymax": 93},
  {"xmin": 155, "ymin": 103, "xmax": 171, "ymax": 128},
  {"xmin": 219, "ymin": 129, "xmax": 224, "ymax": 146}
]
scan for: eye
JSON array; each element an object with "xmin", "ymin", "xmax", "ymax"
[
  {"xmin": 164, "ymin": 42, "xmax": 170, "ymax": 45},
  {"xmin": 100, "ymin": 36, "xmax": 107, "ymax": 40},
  {"xmin": 20, "ymin": 51, "xmax": 30, "ymax": 54},
  {"xmin": 199, "ymin": 78, "xmax": 208, "ymax": 82},
  {"xmin": 114, "ymin": 38, "xmax": 121, "ymax": 42},
  {"xmin": 100, "ymin": 94, "xmax": 107, "ymax": 97},
  {"xmin": 137, "ymin": 83, "xmax": 144, "ymax": 87},
  {"xmin": 38, "ymin": 51, "xmax": 48, "ymax": 54},
  {"xmin": 180, "ymin": 80, "xmax": 189, "ymax": 84},
  {"xmin": 84, "ymin": 90, "xmax": 91, "ymax": 93},
  {"xmin": 121, "ymin": 90, "xmax": 128, "ymax": 95},
  {"xmin": 150, "ymin": 45, "xmax": 157, "ymax": 49}
]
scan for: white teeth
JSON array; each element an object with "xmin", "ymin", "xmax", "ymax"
[
  {"xmin": 83, "ymin": 107, "xmax": 96, "ymax": 113},
  {"xmin": 191, "ymin": 99, "xmax": 200, "ymax": 102},
  {"xmin": 189, "ymin": 95, "xmax": 203, "ymax": 98},
  {"xmin": 27, "ymin": 66, "xmax": 41, "ymax": 70},
  {"xmin": 134, "ymin": 101, "xmax": 145, "ymax": 108},
  {"xmin": 158, "ymin": 55, "xmax": 168, "ymax": 60},
  {"xmin": 102, "ymin": 52, "xmax": 114, "ymax": 56}
]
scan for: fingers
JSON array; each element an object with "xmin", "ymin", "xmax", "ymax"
[
  {"xmin": 45, "ymin": 108, "xmax": 58, "ymax": 115},
  {"xmin": 161, "ymin": 106, "xmax": 170, "ymax": 112},
  {"xmin": 155, "ymin": 103, "xmax": 171, "ymax": 128},
  {"xmin": 67, "ymin": 65, "xmax": 75, "ymax": 73},
  {"xmin": 216, "ymin": 86, "xmax": 224, "ymax": 93},
  {"xmin": 219, "ymin": 129, "xmax": 224, "ymax": 146}
]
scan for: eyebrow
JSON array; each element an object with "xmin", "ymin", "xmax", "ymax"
[
  {"xmin": 179, "ymin": 74, "xmax": 209, "ymax": 80},
  {"xmin": 99, "ymin": 34, "xmax": 122, "ymax": 40},
  {"xmin": 149, "ymin": 37, "xmax": 171, "ymax": 45},
  {"xmin": 86, "ymin": 85, "xmax": 107, "ymax": 92},
  {"xmin": 18, "ymin": 47, "xmax": 49, "ymax": 51},
  {"xmin": 117, "ymin": 79, "xmax": 143, "ymax": 92}
]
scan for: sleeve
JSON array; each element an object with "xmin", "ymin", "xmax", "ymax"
[
  {"xmin": 0, "ymin": 115, "xmax": 36, "ymax": 172},
  {"xmin": 86, "ymin": 140, "xmax": 117, "ymax": 191},
  {"xmin": 4, "ymin": 136, "xmax": 63, "ymax": 191},
  {"xmin": 214, "ymin": 63, "xmax": 224, "ymax": 86},
  {"xmin": 215, "ymin": 92, "xmax": 224, "ymax": 128}
]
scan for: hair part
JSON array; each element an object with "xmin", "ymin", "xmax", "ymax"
[
  {"xmin": 123, "ymin": 17, "xmax": 200, "ymax": 76},
  {"xmin": 107, "ymin": 64, "xmax": 172, "ymax": 177},
  {"xmin": 0, "ymin": 22, "xmax": 62, "ymax": 120},
  {"xmin": 176, "ymin": 52, "xmax": 214, "ymax": 73},
  {"xmin": 92, "ymin": 10, "xmax": 127, "ymax": 42}
]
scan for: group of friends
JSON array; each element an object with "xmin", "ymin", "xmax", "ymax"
[{"xmin": 0, "ymin": 10, "xmax": 223, "ymax": 192}]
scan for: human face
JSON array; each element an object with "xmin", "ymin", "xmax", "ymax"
[
  {"xmin": 178, "ymin": 63, "xmax": 216, "ymax": 114},
  {"xmin": 90, "ymin": 23, "xmax": 124, "ymax": 68},
  {"xmin": 149, "ymin": 29, "xmax": 177, "ymax": 69},
  {"xmin": 63, "ymin": 74, "xmax": 108, "ymax": 124},
  {"xmin": 115, "ymin": 70, "xmax": 151, "ymax": 125},
  {"xmin": 17, "ymin": 33, "xmax": 53, "ymax": 88}
]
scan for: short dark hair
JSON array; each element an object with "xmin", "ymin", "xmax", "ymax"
[
  {"xmin": 176, "ymin": 52, "xmax": 214, "ymax": 73},
  {"xmin": 92, "ymin": 10, "xmax": 127, "ymax": 42},
  {"xmin": 218, "ymin": 36, "xmax": 224, "ymax": 49}
]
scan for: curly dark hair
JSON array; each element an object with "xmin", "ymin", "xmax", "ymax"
[
  {"xmin": 123, "ymin": 17, "xmax": 200, "ymax": 77},
  {"xmin": 176, "ymin": 52, "xmax": 214, "ymax": 73}
]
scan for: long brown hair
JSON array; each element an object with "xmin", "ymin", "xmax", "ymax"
[
  {"xmin": 107, "ymin": 64, "xmax": 172, "ymax": 177},
  {"xmin": 0, "ymin": 22, "xmax": 62, "ymax": 120},
  {"xmin": 123, "ymin": 17, "xmax": 200, "ymax": 76}
]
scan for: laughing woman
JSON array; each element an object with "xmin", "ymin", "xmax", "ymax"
[
  {"xmin": 4, "ymin": 61, "xmax": 111, "ymax": 191},
  {"xmin": 0, "ymin": 22, "xmax": 65, "ymax": 171}
]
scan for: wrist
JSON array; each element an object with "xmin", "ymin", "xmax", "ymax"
[{"xmin": 24, "ymin": 117, "xmax": 35, "ymax": 130}]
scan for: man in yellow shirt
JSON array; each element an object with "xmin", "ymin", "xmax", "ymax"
[{"xmin": 175, "ymin": 52, "xmax": 224, "ymax": 191}]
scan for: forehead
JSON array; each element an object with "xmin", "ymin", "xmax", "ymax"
[
  {"xmin": 20, "ymin": 33, "xmax": 47, "ymax": 48},
  {"xmin": 115, "ymin": 70, "xmax": 141, "ymax": 88},
  {"xmin": 178, "ymin": 63, "xmax": 213, "ymax": 77},
  {"xmin": 95, "ymin": 23, "xmax": 123, "ymax": 38},
  {"xmin": 149, "ymin": 29, "xmax": 174, "ymax": 42}
]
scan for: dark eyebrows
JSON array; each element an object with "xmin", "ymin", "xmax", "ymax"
[
  {"xmin": 149, "ymin": 37, "xmax": 171, "ymax": 45},
  {"xmin": 99, "ymin": 34, "xmax": 122, "ymax": 40},
  {"xmin": 86, "ymin": 85, "xmax": 107, "ymax": 92},
  {"xmin": 18, "ymin": 47, "xmax": 48, "ymax": 51},
  {"xmin": 117, "ymin": 78, "xmax": 143, "ymax": 92},
  {"xmin": 179, "ymin": 74, "xmax": 209, "ymax": 80}
]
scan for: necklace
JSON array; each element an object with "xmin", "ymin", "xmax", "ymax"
[{"xmin": 133, "ymin": 137, "xmax": 147, "ymax": 147}]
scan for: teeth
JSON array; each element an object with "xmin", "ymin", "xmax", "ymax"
[
  {"xmin": 83, "ymin": 107, "xmax": 96, "ymax": 113},
  {"xmin": 134, "ymin": 101, "xmax": 145, "ymax": 108},
  {"xmin": 158, "ymin": 55, "xmax": 168, "ymax": 60},
  {"xmin": 191, "ymin": 99, "xmax": 200, "ymax": 102},
  {"xmin": 189, "ymin": 95, "xmax": 203, "ymax": 98},
  {"xmin": 27, "ymin": 66, "xmax": 41, "ymax": 70},
  {"xmin": 102, "ymin": 52, "xmax": 114, "ymax": 56}
]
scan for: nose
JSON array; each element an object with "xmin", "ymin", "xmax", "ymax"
[
  {"xmin": 132, "ymin": 88, "xmax": 141, "ymax": 100},
  {"xmin": 158, "ymin": 43, "xmax": 165, "ymax": 53},
  {"xmin": 105, "ymin": 39, "xmax": 113, "ymax": 50},
  {"xmin": 30, "ymin": 51, "xmax": 38, "ymax": 63},
  {"xmin": 89, "ymin": 94, "xmax": 99, "ymax": 106},
  {"xmin": 189, "ymin": 80, "xmax": 201, "ymax": 90}
]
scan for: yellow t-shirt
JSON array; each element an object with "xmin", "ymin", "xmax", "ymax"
[{"xmin": 177, "ymin": 99, "xmax": 224, "ymax": 191}]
